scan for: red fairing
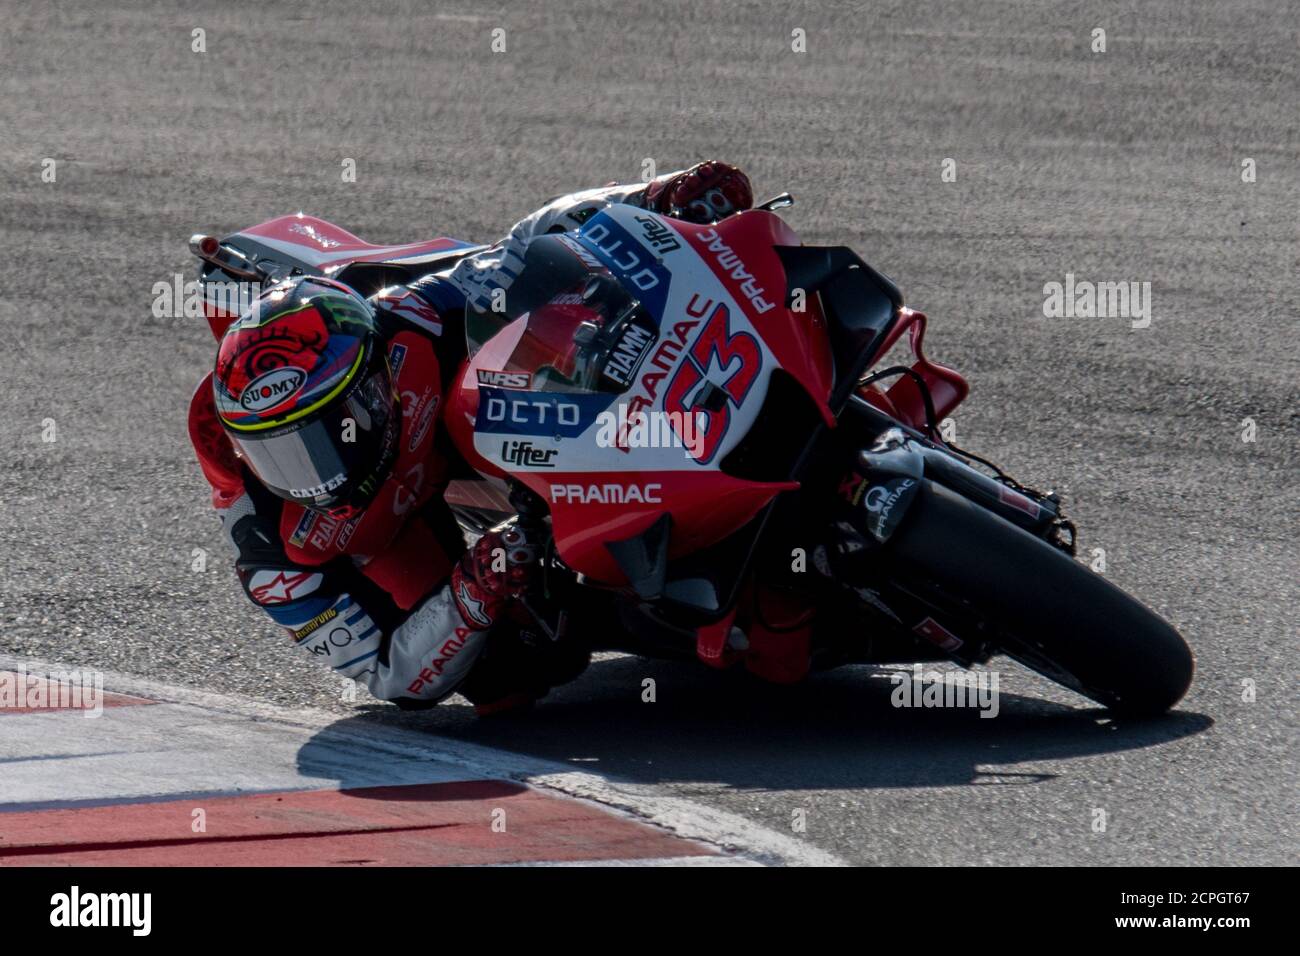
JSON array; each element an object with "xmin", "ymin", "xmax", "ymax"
[
  {"xmin": 862, "ymin": 308, "xmax": 969, "ymax": 434},
  {"xmin": 241, "ymin": 214, "xmax": 475, "ymax": 269},
  {"xmin": 532, "ymin": 471, "xmax": 799, "ymax": 581},
  {"xmin": 199, "ymin": 214, "xmax": 481, "ymax": 340},
  {"xmin": 677, "ymin": 211, "xmax": 836, "ymax": 427},
  {"xmin": 444, "ymin": 207, "xmax": 835, "ymax": 586}
]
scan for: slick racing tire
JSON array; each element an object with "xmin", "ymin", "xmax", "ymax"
[{"xmin": 887, "ymin": 480, "xmax": 1195, "ymax": 715}]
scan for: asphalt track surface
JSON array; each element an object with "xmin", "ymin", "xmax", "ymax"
[{"xmin": 1, "ymin": 1, "xmax": 1296, "ymax": 865}]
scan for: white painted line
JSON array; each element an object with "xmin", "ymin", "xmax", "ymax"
[{"xmin": 0, "ymin": 654, "xmax": 846, "ymax": 867}]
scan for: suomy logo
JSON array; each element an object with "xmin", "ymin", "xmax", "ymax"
[{"xmin": 240, "ymin": 367, "xmax": 306, "ymax": 412}]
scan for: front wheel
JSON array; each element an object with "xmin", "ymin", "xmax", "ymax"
[{"xmin": 887, "ymin": 481, "xmax": 1194, "ymax": 715}]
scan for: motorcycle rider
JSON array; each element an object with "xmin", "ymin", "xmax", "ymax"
[{"xmin": 188, "ymin": 161, "xmax": 755, "ymax": 713}]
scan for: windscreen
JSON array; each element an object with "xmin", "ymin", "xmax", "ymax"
[{"xmin": 465, "ymin": 234, "xmax": 660, "ymax": 395}]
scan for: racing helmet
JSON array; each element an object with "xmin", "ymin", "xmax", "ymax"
[{"xmin": 213, "ymin": 275, "xmax": 399, "ymax": 514}]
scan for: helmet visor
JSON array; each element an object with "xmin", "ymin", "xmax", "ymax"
[{"xmin": 230, "ymin": 365, "xmax": 397, "ymax": 511}]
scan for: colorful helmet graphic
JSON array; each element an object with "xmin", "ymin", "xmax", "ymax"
[{"xmin": 213, "ymin": 276, "xmax": 398, "ymax": 513}]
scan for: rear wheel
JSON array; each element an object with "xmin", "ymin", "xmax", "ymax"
[{"xmin": 887, "ymin": 480, "xmax": 1194, "ymax": 714}]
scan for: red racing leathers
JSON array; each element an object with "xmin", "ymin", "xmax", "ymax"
[
  {"xmin": 189, "ymin": 298, "xmax": 495, "ymax": 707},
  {"xmin": 188, "ymin": 162, "xmax": 755, "ymax": 708}
]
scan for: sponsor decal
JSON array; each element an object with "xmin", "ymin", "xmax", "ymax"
[
  {"xmin": 475, "ymin": 387, "xmax": 610, "ymax": 439},
  {"xmin": 477, "ymin": 369, "xmax": 533, "ymax": 389},
  {"xmin": 998, "ymin": 485, "xmax": 1042, "ymax": 520},
  {"xmin": 334, "ymin": 515, "xmax": 359, "ymax": 550},
  {"xmin": 693, "ymin": 227, "xmax": 776, "ymax": 314},
  {"xmin": 616, "ymin": 311, "xmax": 703, "ymax": 449},
  {"xmin": 581, "ymin": 222, "xmax": 662, "ymax": 292},
  {"xmin": 602, "ymin": 320, "xmax": 657, "ymax": 389},
  {"xmin": 303, "ymin": 625, "xmax": 360, "ymax": 657},
  {"xmin": 287, "ymin": 221, "xmax": 342, "ymax": 248},
  {"xmin": 576, "ymin": 212, "xmax": 672, "ymax": 318},
  {"xmin": 550, "ymin": 483, "xmax": 663, "ymax": 505},
  {"xmin": 249, "ymin": 569, "xmax": 323, "ymax": 605},
  {"xmin": 633, "ymin": 213, "xmax": 682, "ymax": 254},
  {"xmin": 547, "ymin": 291, "xmax": 587, "ymax": 306},
  {"xmin": 501, "ymin": 439, "xmax": 558, "ymax": 468},
  {"xmin": 556, "ymin": 234, "xmax": 604, "ymax": 270},
  {"xmin": 387, "ymin": 342, "xmax": 408, "ymax": 376},
  {"xmin": 912, "ymin": 616, "xmax": 964, "ymax": 652},
  {"xmin": 406, "ymin": 391, "xmax": 439, "ymax": 452},
  {"xmin": 290, "ymin": 606, "xmax": 339, "ymax": 642},
  {"xmin": 485, "ymin": 393, "xmax": 578, "ymax": 427},
  {"xmin": 297, "ymin": 511, "xmax": 352, "ymax": 552},
  {"xmin": 401, "ymin": 385, "xmax": 434, "ymax": 422},
  {"xmin": 288, "ymin": 472, "xmax": 347, "ymax": 499},
  {"xmin": 663, "ymin": 301, "xmax": 762, "ymax": 464},
  {"xmin": 239, "ymin": 366, "xmax": 307, "ymax": 413},
  {"xmin": 376, "ymin": 288, "xmax": 443, "ymax": 335},
  {"xmin": 352, "ymin": 468, "xmax": 384, "ymax": 505},
  {"xmin": 455, "ymin": 580, "xmax": 492, "ymax": 629},
  {"xmin": 862, "ymin": 477, "xmax": 918, "ymax": 542},
  {"xmin": 407, "ymin": 626, "xmax": 474, "ymax": 694},
  {"xmin": 289, "ymin": 510, "xmax": 319, "ymax": 549},
  {"xmin": 865, "ymin": 479, "xmax": 915, "ymax": 517},
  {"xmin": 392, "ymin": 462, "xmax": 426, "ymax": 517}
]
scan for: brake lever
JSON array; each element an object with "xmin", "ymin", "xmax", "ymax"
[
  {"xmin": 506, "ymin": 481, "xmax": 566, "ymax": 643},
  {"xmin": 756, "ymin": 192, "xmax": 795, "ymax": 211},
  {"xmin": 518, "ymin": 596, "xmax": 566, "ymax": 643}
]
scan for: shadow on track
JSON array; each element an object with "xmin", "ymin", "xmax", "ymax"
[{"xmin": 300, "ymin": 655, "xmax": 1211, "ymax": 793}]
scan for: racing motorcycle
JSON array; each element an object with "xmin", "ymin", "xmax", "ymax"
[{"xmin": 190, "ymin": 193, "xmax": 1194, "ymax": 715}]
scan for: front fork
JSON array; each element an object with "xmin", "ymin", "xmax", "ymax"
[
  {"xmin": 841, "ymin": 392, "xmax": 1071, "ymax": 549},
  {"xmin": 821, "ymin": 409, "xmax": 1072, "ymax": 666},
  {"xmin": 851, "ymin": 429, "xmax": 1062, "ymax": 545}
]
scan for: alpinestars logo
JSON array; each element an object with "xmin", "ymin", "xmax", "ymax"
[
  {"xmin": 455, "ymin": 577, "xmax": 492, "ymax": 629},
  {"xmin": 249, "ymin": 570, "xmax": 322, "ymax": 605}
]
